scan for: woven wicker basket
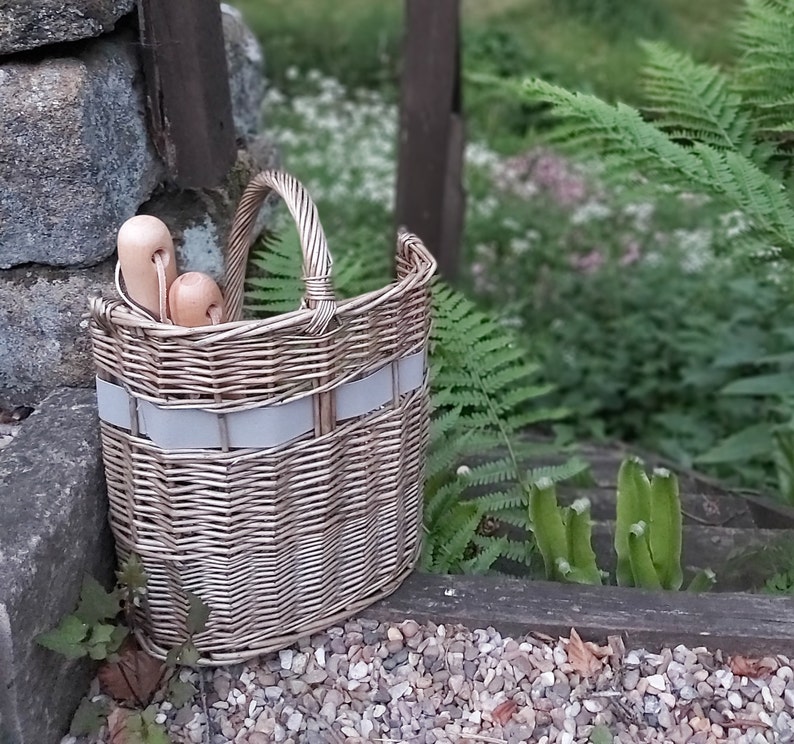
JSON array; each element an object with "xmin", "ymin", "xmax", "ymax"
[{"xmin": 89, "ymin": 170, "xmax": 437, "ymax": 665}]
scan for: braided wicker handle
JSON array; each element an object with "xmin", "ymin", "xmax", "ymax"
[{"xmin": 223, "ymin": 170, "xmax": 336, "ymax": 334}]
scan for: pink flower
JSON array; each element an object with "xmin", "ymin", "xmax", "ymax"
[
  {"xmin": 619, "ymin": 240, "xmax": 641, "ymax": 266},
  {"xmin": 569, "ymin": 249, "xmax": 605, "ymax": 274},
  {"xmin": 494, "ymin": 147, "xmax": 592, "ymax": 208}
]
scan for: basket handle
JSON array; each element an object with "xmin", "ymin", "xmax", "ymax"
[{"xmin": 222, "ymin": 170, "xmax": 336, "ymax": 334}]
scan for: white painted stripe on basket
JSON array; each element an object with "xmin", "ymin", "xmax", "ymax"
[{"xmin": 95, "ymin": 348, "xmax": 426, "ymax": 450}]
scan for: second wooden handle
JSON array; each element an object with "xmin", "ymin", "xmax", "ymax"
[{"xmin": 169, "ymin": 272, "xmax": 225, "ymax": 327}]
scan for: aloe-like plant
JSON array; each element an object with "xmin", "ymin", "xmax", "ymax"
[
  {"xmin": 615, "ymin": 458, "xmax": 683, "ymax": 590},
  {"xmin": 529, "ymin": 457, "xmax": 716, "ymax": 591},
  {"xmin": 529, "ymin": 481, "xmax": 603, "ymax": 584}
]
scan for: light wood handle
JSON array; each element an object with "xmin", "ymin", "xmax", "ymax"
[
  {"xmin": 169, "ymin": 272, "xmax": 225, "ymax": 327},
  {"xmin": 117, "ymin": 215, "xmax": 177, "ymax": 321}
]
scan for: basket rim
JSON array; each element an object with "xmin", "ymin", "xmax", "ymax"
[{"xmin": 90, "ymin": 234, "xmax": 437, "ymax": 343}]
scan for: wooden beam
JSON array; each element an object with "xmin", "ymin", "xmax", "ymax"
[
  {"xmin": 137, "ymin": 0, "xmax": 236, "ymax": 188},
  {"xmin": 363, "ymin": 572, "xmax": 794, "ymax": 656},
  {"xmin": 395, "ymin": 0, "xmax": 465, "ymax": 281}
]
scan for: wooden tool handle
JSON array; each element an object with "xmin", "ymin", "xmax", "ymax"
[
  {"xmin": 169, "ymin": 272, "xmax": 225, "ymax": 327},
  {"xmin": 116, "ymin": 215, "xmax": 177, "ymax": 321}
]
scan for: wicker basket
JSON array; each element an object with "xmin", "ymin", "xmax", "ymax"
[{"xmin": 89, "ymin": 170, "xmax": 437, "ymax": 664}]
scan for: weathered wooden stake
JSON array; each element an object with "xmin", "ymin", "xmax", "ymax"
[
  {"xmin": 395, "ymin": 0, "xmax": 465, "ymax": 281},
  {"xmin": 137, "ymin": 0, "xmax": 237, "ymax": 188}
]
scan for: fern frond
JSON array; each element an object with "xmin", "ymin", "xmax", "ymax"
[
  {"xmin": 424, "ymin": 479, "xmax": 467, "ymax": 529},
  {"xmin": 489, "ymin": 508, "xmax": 530, "ymax": 530},
  {"xmin": 424, "ymin": 280, "xmax": 582, "ymax": 574},
  {"xmin": 461, "ymin": 536, "xmax": 509, "ymax": 574},
  {"xmin": 472, "ymin": 485, "xmax": 526, "ymax": 511},
  {"xmin": 464, "ymin": 457, "xmax": 521, "ymax": 486},
  {"xmin": 472, "ymin": 534, "xmax": 537, "ymax": 569},
  {"xmin": 735, "ymin": 0, "xmax": 794, "ymax": 134},
  {"xmin": 526, "ymin": 458, "xmax": 591, "ymax": 487},
  {"xmin": 639, "ymin": 41, "xmax": 755, "ymax": 158},
  {"xmin": 244, "ymin": 230, "xmax": 303, "ymax": 316},
  {"xmin": 423, "ymin": 502, "xmax": 482, "ymax": 573},
  {"xmin": 523, "ymin": 78, "xmax": 794, "ymax": 259}
]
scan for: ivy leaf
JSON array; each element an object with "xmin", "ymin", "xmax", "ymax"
[
  {"xmin": 108, "ymin": 625, "xmax": 130, "ymax": 656},
  {"xmin": 108, "ymin": 708, "xmax": 169, "ymax": 744},
  {"xmin": 126, "ymin": 709, "xmax": 170, "ymax": 744},
  {"xmin": 167, "ymin": 678, "xmax": 197, "ymax": 709},
  {"xmin": 69, "ymin": 698, "xmax": 108, "ymax": 736},
  {"xmin": 165, "ymin": 645, "xmax": 181, "ymax": 668},
  {"xmin": 75, "ymin": 576, "xmax": 121, "ymax": 626},
  {"xmin": 176, "ymin": 641, "xmax": 200, "ymax": 668},
  {"xmin": 86, "ymin": 622, "xmax": 118, "ymax": 659},
  {"xmin": 185, "ymin": 592, "xmax": 210, "ymax": 636},
  {"xmin": 36, "ymin": 615, "xmax": 89, "ymax": 659},
  {"xmin": 116, "ymin": 554, "xmax": 148, "ymax": 594}
]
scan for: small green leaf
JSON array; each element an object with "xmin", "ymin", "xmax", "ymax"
[
  {"xmin": 69, "ymin": 698, "xmax": 108, "ymax": 736},
  {"xmin": 85, "ymin": 622, "xmax": 119, "ymax": 660},
  {"xmin": 108, "ymin": 625, "xmax": 129, "ymax": 655},
  {"xmin": 140, "ymin": 705, "xmax": 158, "ymax": 726},
  {"xmin": 177, "ymin": 641, "xmax": 201, "ymax": 668},
  {"xmin": 165, "ymin": 646, "xmax": 181, "ymax": 668},
  {"xmin": 89, "ymin": 623, "xmax": 116, "ymax": 645},
  {"xmin": 126, "ymin": 710, "xmax": 170, "ymax": 744},
  {"xmin": 721, "ymin": 372, "xmax": 794, "ymax": 397},
  {"xmin": 36, "ymin": 615, "xmax": 89, "ymax": 659},
  {"xmin": 185, "ymin": 592, "xmax": 210, "ymax": 636},
  {"xmin": 75, "ymin": 576, "xmax": 121, "ymax": 626},
  {"xmin": 116, "ymin": 554, "xmax": 148, "ymax": 593},
  {"xmin": 167, "ymin": 678, "xmax": 197, "ymax": 708},
  {"xmin": 687, "ymin": 568, "xmax": 717, "ymax": 593},
  {"xmin": 696, "ymin": 424, "xmax": 774, "ymax": 464},
  {"xmin": 589, "ymin": 724, "xmax": 614, "ymax": 744}
]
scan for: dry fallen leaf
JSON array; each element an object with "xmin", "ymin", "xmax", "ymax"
[
  {"xmin": 98, "ymin": 639, "xmax": 166, "ymax": 705},
  {"xmin": 106, "ymin": 707, "xmax": 131, "ymax": 744},
  {"xmin": 565, "ymin": 628, "xmax": 609, "ymax": 678},
  {"xmin": 729, "ymin": 655, "xmax": 778, "ymax": 678},
  {"xmin": 491, "ymin": 699, "xmax": 518, "ymax": 726}
]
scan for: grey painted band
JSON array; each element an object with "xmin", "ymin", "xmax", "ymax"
[{"xmin": 96, "ymin": 349, "xmax": 426, "ymax": 450}]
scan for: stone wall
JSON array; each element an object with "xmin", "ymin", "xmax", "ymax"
[{"xmin": 0, "ymin": 1, "xmax": 275, "ymax": 406}]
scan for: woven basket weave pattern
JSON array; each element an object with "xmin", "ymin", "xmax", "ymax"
[{"xmin": 89, "ymin": 171, "xmax": 436, "ymax": 664}]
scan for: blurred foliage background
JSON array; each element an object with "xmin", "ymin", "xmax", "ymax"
[{"xmin": 229, "ymin": 0, "xmax": 794, "ymax": 506}]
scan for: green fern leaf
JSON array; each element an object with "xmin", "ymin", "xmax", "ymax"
[
  {"xmin": 522, "ymin": 78, "xmax": 794, "ymax": 259},
  {"xmin": 461, "ymin": 535, "xmax": 508, "ymax": 574},
  {"xmin": 640, "ymin": 41, "xmax": 755, "ymax": 158},
  {"xmin": 735, "ymin": 0, "xmax": 794, "ymax": 134}
]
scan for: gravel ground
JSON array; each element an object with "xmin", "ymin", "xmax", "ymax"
[{"xmin": 64, "ymin": 618, "xmax": 794, "ymax": 744}]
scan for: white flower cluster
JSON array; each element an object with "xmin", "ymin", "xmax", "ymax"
[{"xmin": 263, "ymin": 71, "xmax": 399, "ymax": 209}]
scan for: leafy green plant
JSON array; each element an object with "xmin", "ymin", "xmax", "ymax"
[
  {"xmin": 497, "ymin": 0, "xmax": 794, "ymax": 501},
  {"xmin": 695, "ymin": 328, "xmax": 794, "ymax": 504},
  {"xmin": 614, "ymin": 458, "xmax": 683, "ymax": 590},
  {"xmin": 422, "ymin": 283, "xmax": 587, "ymax": 574},
  {"xmin": 230, "ymin": 0, "xmax": 403, "ymax": 94},
  {"xmin": 528, "ymin": 482, "xmax": 602, "ymax": 584},
  {"xmin": 555, "ymin": 0, "xmax": 671, "ymax": 37},
  {"xmin": 37, "ymin": 575, "xmax": 127, "ymax": 661},
  {"xmin": 38, "ymin": 555, "xmax": 211, "ymax": 741},
  {"xmin": 528, "ymin": 456, "xmax": 715, "ymax": 591},
  {"xmin": 763, "ymin": 569, "xmax": 794, "ymax": 595}
]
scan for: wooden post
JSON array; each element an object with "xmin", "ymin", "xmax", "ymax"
[
  {"xmin": 395, "ymin": 0, "xmax": 465, "ymax": 282},
  {"xmin": 137, "ymin": 0, "xmax": 237, "ymax": 188}
]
